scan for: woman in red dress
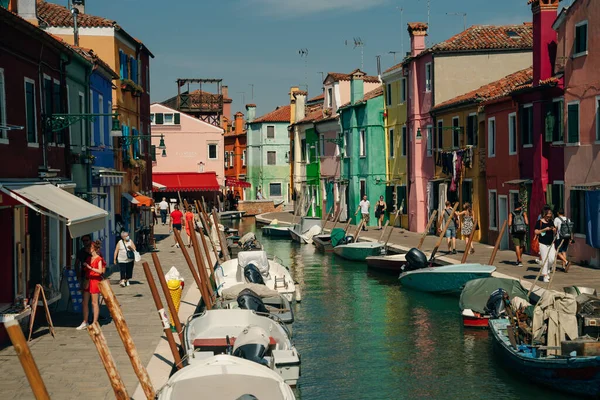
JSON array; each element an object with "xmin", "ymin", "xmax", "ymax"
[{"xmin": 76, "ymin": 240, "xmax": 105, "ymax": 330}]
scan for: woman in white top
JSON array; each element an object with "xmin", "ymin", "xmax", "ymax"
[{"xmin": 113, "ymin": 231, "xmax": 136, "ymax": 287}]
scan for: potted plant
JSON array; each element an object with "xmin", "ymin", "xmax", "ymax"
[{"xmin": 137, "ymin": 159, "xmax": 147, "ymax": 172}]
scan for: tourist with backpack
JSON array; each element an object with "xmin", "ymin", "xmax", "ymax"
[
  {"xmin": 508, "ymin": 202, "xmax": 528, "ymax": 267},
  {"xmin": 554, "ymin": 208, "xmax": 574, "ymax": 272},
  {"xmin": 534, "ymin": 208, "xmax": 557, "ymax": 283}
]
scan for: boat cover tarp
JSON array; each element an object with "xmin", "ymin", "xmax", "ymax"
[
  {"xmin": 239, "ymin": 232, "xmax": 257, "ymax": 246},
  {"xmin": 459, "ymin": 277, "xmax": 529, "ymax": 314},
  {"xmin": 532, "ymin": 291, "xmax": 578, "ymax": 355},
  {"xmin": 331, "ymin": 228, "xmax": 346, "ymax": 247},
  {"xmin": 221, "ymin": 283, "xmax": 280, "ymax": 300},
  {"xmin": 238, "ymin": 251, "xmax": 270, "ymax": 276},
  {"xmin": 301, "ymin": 225, "xmax": 322, "ymax": 244}
]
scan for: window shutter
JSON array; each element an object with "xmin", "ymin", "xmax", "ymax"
[
  {"xmin": 131, "ymin": 57, "xmax": 138, "ymax": 84},
  {"xmin": 151, "ymin": 145, "xmax": 156, "ymax": 162},
  {"xmin": 174, "ymin": 113, "xmax": 180, "ymax": 124},
  {"xmin": 132, "ymin": 128, "xmax": 139, "ymax": 158},
  {"xmin": 119, "ymin": 51, "xmax": 124, "ymax": 79},
  {"xmin": 155, "ymin": 113, "xmax": 164, "ymax": 124},
  {"xmin": 568, "ymin": 104, "xmax": 579, "ymax": 143},
  {"xmin": 544, "ymin": 102, "xmax": 554, "ymax": 142}
]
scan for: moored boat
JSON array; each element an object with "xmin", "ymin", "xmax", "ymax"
[
  {"xmin": 333, "ymin": 241, "xmax": 384, "ymax": 261},
  {"xmin": 218, "ymin": 210, "xmax": 247, "ymax": 220},
  {"xmin": 262, "ymin": 225, "xmax": 292, "ymax": 238},
  {"xmin": 289, "ymin": 216, "xmax": 322, "ymax": 244},
  {"xmin": 312, "ymin": 234, "xmax": 334, "ymax": 252}
]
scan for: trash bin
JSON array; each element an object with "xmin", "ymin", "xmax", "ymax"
[{"xmin": 167, "ymin": 279, "xmax": 183, "ymax": 330}]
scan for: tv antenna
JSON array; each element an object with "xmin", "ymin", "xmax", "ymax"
[
  {"xmin": 346, "ymin": 37, "xmax": 365, "ymax": 70},
  {"xmin": 388, "ymin": 51, "xmax": 401, "ymax": 63},
  {"xmin": 446, "ymin": 12, "xmax": 467, "ymax": 31},
  {"xmin": 397, "ymin": 6, "xmax": 404, "ymax": 57},
  {"xmin": 236, "ymin": 92, "xmax": 246, "ymax": 107},
  {"xmin": 317, "ymin": 72, "xmax": 325, "ymax": 91},
  {"xmin": 418, "ymin": 0, "xmax": 431, "ymax": 44},
  {"xmin": 299, "ymin": 48, "xmax": 309, "ymax": 92},
  {"xmin": 248, "ymin": 84, "xmax": 254, "ymax": 101}
]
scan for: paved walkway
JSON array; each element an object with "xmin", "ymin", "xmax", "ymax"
[
  {"xmin": 0, "ymin": 224, "xmax": 206, "ymax": 399},
  {"xmin": 258, "ymin": 211, "xmax": 600, "ymax": 292}
]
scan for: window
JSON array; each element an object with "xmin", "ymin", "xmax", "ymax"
[
  {"xmin": 574, "ymin": 21, "xmax": 588, "ymax": 57},
  {"xmin": 400, "ymin": 78, "xmax": 407, "ymax": 103},
  {"xmin": 452, "ymin": 117, "xmax": 459, "ymax": 149},
  {"xmin": 359, "ymin": 129, "xmax": 366, "ymax": 157},
  {"xmin": 545, "ymin": 99, "xmax": 564, "ymax": 143},
  {"xmin": 567, "ymin": 102, "xmax": 580, "ymax": 144},
  {"xmin": 266, "ymin": 125, "xmax": 275, "ymax": 139},
  {"xmin": 90, "ymin": 90, "xmax": 95, "ymax": 146},
  {"xmin": 437, "ymin": 120, "xmax": 443, "ymax": 150},
  {"xmin": 53, "ymin": 80, "xmax": 62, "ymax": 144},
  {"xmin": 43, "ymin": 76, "xmax": 53, "ymax": 143},
  {"xmin": 466, "ymin": 114, "xmax": 477, "ymax": 146},
  {"xmin": 300, "ymin": 138, "xmax": 307, "ymax": 162},
  {"xmin": 24, "ymin": 78, "xmax": 37, "ymax": 144},
  {"xmin": 508, "ymin": 112, "xmax": 517, "ymax": 155},
  {"xmin": 509, "ymin": 191, "xmax": 520, "ymax": 212},
  {"xmin": 360, "ymin": 180, "xmax": 366, "ymax": 199},
  {"xmin": 164, "ymin": 113, "xmax": 174, "ymax": 125},
  {"xmin": 521, "ymin": 104, "xmax": 533, "ymax": 146},
  {"xmin": 389, "ymin": 129, "xmax": 395, "ymax": 158},
  {"xmin": 487, "ymin": 117, "xmax": 496, "ymax": 157},
  {"xmin": 99, "ymin": 95, "xmax": 104, "ymax": 146},
  {"xmin": 489, "ymin": 190, "xmax": 498, "ymax": 230},
  {"xmin": 343, "ymin": 131, "xmax": 349, "ymax": 157},
  {"xmin": 386, "ymin": 84, "xmax": 392, "ymax": 106},
  {"xmin": 597, "ymin": 96, "xmax": 600, "ymax": 141},
  {"xmin": 119, "ymin": 50, "xmax": 129, "ymax": 79},
  {"xmin": 78, "ymin": 92, "xmax": 85, "ymax": 146},
  {"xmin": 270, "ymin": 183, "xmax": 282, "ymax": 197},
  {"xmin": 546, "ymin": 181, "xmax": 564, "ymax": 211},
  {"xmin": 230, "ymin": 151, "xmax": 234, "ymax": 167},
  {"xmin": 225, "ymin": 152, "xmax": 229, "ymax": 168},
  {"xmin": 242, "ymin": 150, "xmax": 246, "ymax": 166},
  {"xmin": 426, "ymin": 125, "xmax": 433, "ymax": 157},
  {"xmin": 327, "ymin": 88, "xmax": 333, "ymax": 108},
  {"xmin": 132, "ymin": 127, "xmax": 139, "ymax": 158},
  {"xmin": 570, "ymin": 190, "xmax": 586, "ymax": 235},
  {"xmin": 150, "ymin": 113, "xmax": 155, "ymax": 124},
  {"xmin": 155, "ymin": 113, "xmax": 164, "ymax": 124},
  {"xmin": 425, "ymin": 63, "xmax": 432, "ymax": 92},
  {"xmin": 320, "ymin": 134, "xmax": 325, "ymax": 156},
  {"xmin": 208, "ymin": 143, "xmax": 218, "ymax": 159},
  {"xmin": 305, "ymin": 141, "xmax": 311, "ymax": 164},
  {"xmin": 0, "ymin": 68, "xmax": 6, "ymax": 142},
  {"xmin": 267, "ymin": 151, "xmax": 276, "ymax": 165},
  {"xmin": 401, "ymin": 126, "xmax": 407, "ymax": 156},
  {"xmin": 462, "ymin": 180, "xmax": 473, "ymax": 206}
]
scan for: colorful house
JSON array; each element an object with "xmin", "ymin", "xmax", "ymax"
[
  {"xmin": 224, "ymin": 111, "xmax": 250, "ymax": 200},
  {"xmin": 338, "ymin": 71, "xmax": 386, "ymax": 226},
  {"xmin": 553, "ymin": 0, "xmax": 600, "ymax": 266},
  {"xmin": 405, "ymin": 22, "xmax": 534, "ymax": 233}
]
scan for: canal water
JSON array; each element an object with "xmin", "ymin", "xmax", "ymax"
[{"xmin": 229, "ymin": 219, "xmax": 576, "ymax": 400}]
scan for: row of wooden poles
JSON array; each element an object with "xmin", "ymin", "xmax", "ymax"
[{"xmin": 4, "ymin": 199, "xmax": 232, "ymax": 399}]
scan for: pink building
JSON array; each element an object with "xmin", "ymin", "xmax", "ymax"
[
  {"xmin": 150, "ymin": 103, "xmax": 224, "ymax": 183},
  {"xmin": 554, "ymin": 0, "xmax": 600, "ymax": 266}
]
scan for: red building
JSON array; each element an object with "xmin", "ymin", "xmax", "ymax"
[{"xmin": 224, "ymin": 111, "xmax": 249, "ymax": 200}]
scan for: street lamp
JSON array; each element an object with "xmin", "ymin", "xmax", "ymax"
[{"xmin": 161, "ymin": 149, "xmax": 167, "ymax": 158}]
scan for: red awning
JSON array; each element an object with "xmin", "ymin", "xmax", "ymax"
[
  {"xmin": 225, "ymin": 177, "xmax": 251, "ymax": 188},
  {"xmin": 152, "ymin": 172, "xmax": 221, "ymax": 192}
]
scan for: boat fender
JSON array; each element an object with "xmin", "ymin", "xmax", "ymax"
[{"xmin": 295, "ymin": 286, "xmax": 302, "ymax": 303}]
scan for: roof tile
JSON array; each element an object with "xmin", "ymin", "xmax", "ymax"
[
  {"xmin": 37, "ymin": 0, "xmax": 118, "ymax": 28},
  {"xmin": 251, "ymin": 104, "xmax": 291, "ymax": 124},
  {"xmin": 429, "ymin": 23, "xmax": 533, "ymax": 53},
  {"xmin": 325, "ymin": 71, "xmax": 380, "ymax": 84}
]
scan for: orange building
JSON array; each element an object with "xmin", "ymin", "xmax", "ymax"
[{"xmin": 224, "ymin": 111, "xmax": 249, "ymax": 200}]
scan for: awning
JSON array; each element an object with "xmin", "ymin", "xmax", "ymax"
[
  {"xmin": 132, "ymin": 192, "xmax": 153, "ymax": 207},
  {"xmin": 152, "ymin": 172, "xmax": 220, "ymax": 192},
  {"xmin": 93, "ymin": 167, "xmax": 125, "ymax": 187},
  {"xmin": 225, "ymin": 177, "xmax": 251, "ymax": 188},
  {"xmin": 0, "ymin": 182, "xmax": 107, "ymax": 238},
  {"xmin": 122, "ymin": 193, "xmax": 140, "ymax": 204},
  {"xmin": 504, "ymin": 179, "xmax": 532, "ymax": 185},
  {"xmin": 152, "ymin": 181, "xmax": 167, "ymax": 191},
  {"xmin": 572, "ymin": 182, "xmax": 600, "ymax": 191}
]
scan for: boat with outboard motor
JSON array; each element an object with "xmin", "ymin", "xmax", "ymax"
[
  {"xmin": 183, "ymin": 309, "xmax": 301, "ymax": 386},
  {"xmin": 215, "ymin": 251, "xmax": 299, "ymax": 302},
  {"xmin": 288, "ymin": 216, "xmax": 322, "ymax": 244},
  {"xmin": 156, "ymin": 354, "xmax": 296, "ymax": 400},
  {"xmin": 333, "ymin": 240, "xmax": 384, "ymax": 261},
  {"xmin": 397, "ymin": 248, "xmax": 496, "ymax": 295},
  {"xmin": 262, "ymin": 224, "xmax": 293, "ymax": 238}
]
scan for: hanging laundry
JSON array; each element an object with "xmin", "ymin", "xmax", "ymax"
[{"xmin": 455, "ymin": 152, "xmax": 463, "ymax": 183}]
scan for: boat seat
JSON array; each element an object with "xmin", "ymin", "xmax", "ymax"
[{"xmin": 193, "ymin": 337, "xmax": 277, "ymax": 348}]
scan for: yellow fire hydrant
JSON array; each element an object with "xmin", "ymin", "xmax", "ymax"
[{"xmin": 167, "ymin": 279, "xmax": 183, "ymax": 331}]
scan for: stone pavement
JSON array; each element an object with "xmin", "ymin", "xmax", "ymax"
[
  {"xmin": 0, "ymin": 224, "xmax": 205, "ymax": 399},
  {"xmin": 258, "ymin": 211, "xmax": 600, "ymax": 292}
]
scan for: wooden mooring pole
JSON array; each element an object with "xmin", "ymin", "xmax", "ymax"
[
  {"xmin": 429, "ymin": 203, "xmax": 459, "ymax": 261},
  {"xmin": 418, "ymin": 210, "xmax": 438, "ymax": 250},
  {"xmin": 461, "ymin": 218, "xmax": 478, "ymax": 264}
]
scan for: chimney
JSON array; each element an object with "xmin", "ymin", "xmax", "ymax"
[
  {"xmin": 245, "ymin": 104, "xmax": 256, "ymax": 123},
  {"xmin": 289, "ymin": 86, "xmax": 300, "ymax": 124},
  {"xmin": 531, "ymin": 0, "xmax": 559, "ymax": 85},
  {"xmin": 294, "ymin": 91, "xmax": 306, "ymax": 124},
  {"xmin": 234, "ymin": 112, "xmax": 244, "ymax": 135},
  {"xmin": 222, "ymin": 85, "xmax": 229, "ymax": 99},
  {"xmin": 350, "ymin": 69, "xmax": 365, "ymax": 104},
  {"xmin": 72, "ymin": 0, "xmax": 85, "ymax": 14},
  {"xmin": 17, "ymin": 0, "xmax": 38, "ymax": 26},
  {"xmin": 408, "ymin": 22, "xmax": 428, "ymax": 57}
]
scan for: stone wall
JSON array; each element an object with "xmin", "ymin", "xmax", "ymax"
[{"xmin": 238, "ymin": 200, "xmax": 284, "ymax": 216}]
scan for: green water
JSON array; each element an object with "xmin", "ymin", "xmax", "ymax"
[{"xmin": 230, "ymin": 219, "xmax": 576, "ymax": 400}]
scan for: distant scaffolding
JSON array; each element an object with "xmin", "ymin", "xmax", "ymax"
[{"xmin": 167, "ymin": 78, "xmax": 224, "ymax": 126}]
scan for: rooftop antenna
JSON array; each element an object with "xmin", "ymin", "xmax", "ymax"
[
  {"xmin": 248, "ymin": 84, "xmax": 254, "ymax": 101},
  {"xmin": 236, "ymin": 92, "xmax": 246, "ymax": 108},
  {"xmin": 397, "ymin": 6, "xmax": 404, "ymax": 57},
  {"xmin": 446, "ymin": 12, "xmax": 467, "ymax": 31},
  {"xmin": 388, "ymin": 51, "xmax": 401, "ymax": 63},
  {"xmin": 418, "ymin": 0, "xmax": 431, "ymax": 45},
  {"xmin": 299, "ymin": 48, "xmax": 309, "ymax": 92},
  {"xmin": 317, "ymin": 72, "xmax": 325, "ymax": 91},
  {"xmin": 345, "ymin": 37, "xmax": 365, "ymax": 70}
]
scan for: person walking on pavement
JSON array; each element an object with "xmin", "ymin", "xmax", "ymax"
[
  {"xmin": 359, "ymin": 195, "xmax": 370, "ymax": 231},
  {"xmin": 458, "ymin": 202, "xmax": 475, "ymax": 255},
  {"xmin": 184, "ymin": 206, "xmax": 195, "ymax": 247},
  {"xmin": 114, "ymin": 231, "xmax": 136, "ymax": 287},
  {"xmin": 170, "ymin": 204, "xmax": 184, "ymax": 248},
  {"xmin": 256, "ymin": 188, "xmax": 264, "ymax": 200},
  {"xmin": 438, "ymin": 201, "xmax": 457, "ymax": 254},
  {"xmin": 554, "ymin": 208, "xmax": 574, "ymax": 272},
  {"xmin": 508, "ymin": 202, "xmax": 529, "ymax": 267},
  {"xmin": 158, "ymin": 197, "xmax": 169, "ymax": 225},
  {"xmin": 77, "ymin": 240, "xmax": 105, "ymax": 330},
  {"xmin": 375, "ymin": 196, "xmax": 387, "ymax": 230},
  {"xmin": 534, "ymin": 208, "xmax": 557, "ymax": 283}
]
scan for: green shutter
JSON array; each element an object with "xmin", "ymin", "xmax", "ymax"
[
  {"xmin": 568, "ymin": 104, "xmax": 579, "ymax": 143},
  {"xmin": 151, "ymin": 145, "xmax": 156, "ymax": 162},
  {"xmin": 155, "ymin": 113, "xmax": 164, "ymax": 124},
  {"xmin": 174, "ymin": 113, "xmax": 180, "ymax": 124},
  {"xmin": 544, "ymin": 103, "xmax": 554, "ymax": 142}
]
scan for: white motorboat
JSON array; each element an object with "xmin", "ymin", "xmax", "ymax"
[
  {"xmin": 216, "ymin": 251, "xmax": 299, "ymax": 302},
  {"xmin": 156, "ymin": 354, "xmax": 296, "ymax": 400},
  {"xmin": 183, "ymin": 309, "xmax": 301, "ymax": 386},
  {"xmin": 288, "ymin": 216, "xmax": 322, "ymax": 244}
]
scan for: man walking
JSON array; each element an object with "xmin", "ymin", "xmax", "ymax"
[
  {"xmin": 170, "ymin": 204, "xmax": 184, "ymax": 248},
  {"xmin": 438, "ymin": 201, "xmax": 457, "ymax": 254},
  {"xmin": 359, "ymin": 195, "xmax": 370, "ymax": 231},
  {"xmin": 508, "ymin": 202, "xmax": 528, "ymax": 267},
  {"xmin": 158, "ymin": 197, "xmax": 169, "ymax": 225}
]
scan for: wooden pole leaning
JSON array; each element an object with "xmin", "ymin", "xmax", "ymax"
[
  {"xmin": 98, "ymin": 280, "xmax": 155, "ymax": 399},
  {"xmin": 330, "ymin": 208, "xmax": 342, "ymax": 232},
  {"xmin": 185, "ymin": 200, "xmax": 217, "ymax": 278},
  {"xmin": 212, "ymin": 209, "xmax": 231, "ymax": 261},
  {"xmin": 4, "ymin": 320, "xmax": 50, "ymax": 400},
  {"xmin": 173, "ymin": 229, "xmax": 211, "ymax": 310},
  {"xmin": 378, "ymin": 221, "xmax": 390, "ymax": 242},
  {"xmin": 430, "ymin": 203, "xmax": 459, "ymax": 261},
  {"xmin": 343, "ymin": 206, "xmax": 361, "ymax": 236},
  {"xmin": 546, "ymin": 239, "xmax": 565, "ymax": 291},
  {"xmin": 418, "ymin": 210, "xmax": 438, "ymax": 250},
  {"xmin": 195, "ymin": 200, "xmax": 222, "ymax": 263},
  {"xmin": 323, "ymin": 205, "xmax": 334, "ymax": 231},
  {"xmin": 461, "ymin": 218, "xmax": 478, "ymax": 264},
  {"xmin": 87, "ymin": 322, "xmax": 130, "ymax": 400},
  {"xmin": 488, "ymin": 220, "xmax": 508, "ymax": 265},
  {"xmin": 151, "ymin": 252, "xmax": 186, "ymax": 340},
  {"xmin": 188, "ymin": 225, "xmax": 214, "ymax": 309},
  {"xmin": 141, "ymin": 262, "xmax": 183, "ymax": 370},
  {"xmin": 353, "ymin": 219, "xmax": 366, "ymax": 242},
  {"xmin": 383, "ymin": 209, "xmax": 402, "ymax": 248}
]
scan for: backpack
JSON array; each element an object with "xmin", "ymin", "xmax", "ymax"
[
  {"xmin": 511, "ymin": 210, "xmax": 527, "ymax": 234},
  {"xmin": 558, "ymin": 216, "xmax": 574, "ymax": 239}
]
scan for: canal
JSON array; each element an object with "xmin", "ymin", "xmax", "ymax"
[{"xmin": 229, "ymin": 218, "xmax": 575, "ymax": 400}]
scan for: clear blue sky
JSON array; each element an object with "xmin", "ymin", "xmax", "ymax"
[{"xmin": 77, "ymin": 0, "xmax": 553, "ymax": 117}]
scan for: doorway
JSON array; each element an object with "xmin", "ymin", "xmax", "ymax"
[{"xmin": 498, "ymin": 196, "xmax": 509, "ymax": 250}]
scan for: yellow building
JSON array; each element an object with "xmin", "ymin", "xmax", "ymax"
[{"xmin": 381, "ymin": 62, "xmax": 409, "ymax": 227}]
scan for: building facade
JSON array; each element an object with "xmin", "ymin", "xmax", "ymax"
[{"xmin": 224, "ymin": 111, "xmax": 249, "ymax": 200}]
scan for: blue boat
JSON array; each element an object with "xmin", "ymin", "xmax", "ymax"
[
  {"xmin": 398, "ymin": 264, "xmax": 496, "ymax": 295},
  {"xmin": 490, "ymin": 318, "xmax": 600, "ymax": 398}
]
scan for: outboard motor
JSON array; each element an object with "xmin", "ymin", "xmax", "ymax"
[
  {"xmin": 237, "ymin": 289, "xmax": 269, "ymax": 314},
  {"xmin": 232, "ymin": 326, "xmax": 270, "ymax": 366},
  {"xmin": 404, "ymin": 248, "xmax": 428, "ymax": 271},
  {"xmin": 344, "ymin": 236, "xmax": 355, "ymax": 244},
  {"xmin": 484, "ymin": 288, "xmax": 508, "ymax": 318},
  {"xmin": 244, "ymin": 263, "xmax": 265, "ymax": 285}
]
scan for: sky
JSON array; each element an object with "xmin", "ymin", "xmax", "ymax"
[{"xmin": 72, "ymin": 0, "xmax": 566, "ymax": 118}]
